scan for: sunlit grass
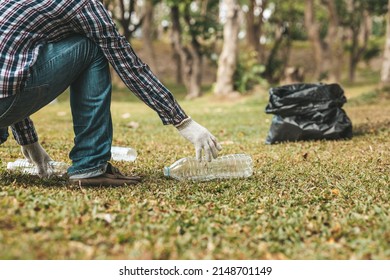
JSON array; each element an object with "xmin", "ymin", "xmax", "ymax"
[{"xmin": 0, "ymin": 83, "xmax": 389, "ymax": 260}]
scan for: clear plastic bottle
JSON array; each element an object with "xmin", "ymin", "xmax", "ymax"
[
  {"xmin": 164, "ymin": 154, "xmax": 253, "ymax": 181},
  {"xmin": 7, "ymin": 159, "xmax": 68, "ymax": 177},
  {"xmin": 111, "ymin": 146, "xmax": 137, "ymax": 162}
]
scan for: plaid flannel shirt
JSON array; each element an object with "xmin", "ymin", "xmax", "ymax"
[{"xmin": 0, "ymin": 0, "xmax": 187, "ymax": 145}]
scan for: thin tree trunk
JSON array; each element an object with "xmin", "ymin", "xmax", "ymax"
[
  {"xmin": 170, "ymin": 5, "xmax": 188, "ymax": 89},
  {"xmin": 349, "ymin": 26, "xmax": 359, "ymax": 82},
  {"xmin": 246, "ymin": 0, "xmax": 258, "ymax": 50},
  {"xmin": 324, "ymin": 0, "xmax": 343, "ymax": 83},
  {"xmin": 171, "ymin": 44, "xmax": 183, "ymax": 84},
  {"xmin": 381, "ymin": 0, "xmax": 390, "ymax": 85},
  {"xmin": 142, "ymin": 0, "xmax": 158, "ymax": 74},
  {"xmin": 168, "ymin": 4, "xmax": 183, "ymax": 84},
  {"xmin": 214, "ymin": 0, "xmax": 240, "ymax": 96},
  {"xmin": 346, "ymin": 2, "xmax": 370, "ymax": 82},
  {"xmin": 118, "ymin": 0, "xmax": 132, "ymax": 40},
  {"xmin": 187, "ymin": 40, "xmax": 202, "ymax": 99},
  {"xmin": 183, "ymin": 6, "xmax": 203, "ymax": 99},
  {"xmin": 304, "ymin": 0, "xmax": 325, "ymax": 80},
  {"xmin": 116, "ymin": 0, "xmax": 143, "ymax": 41},
  {"xmin": 246, "ymin": 0, "xmax": 267, "ymax": 58},
  {"xmin": 170, "ymin": 5, "xmax": 202, "ymax": 98},
  {"xmin": 265, "ymin": 25, "xmax": 293, "ymax": 83},
  {"xmin": 246, "ymin": 0, "xmax": 266, "ymax": 61}
]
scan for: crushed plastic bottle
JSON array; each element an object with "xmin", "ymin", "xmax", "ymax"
[
  {"xmin": 7, "ymin": 159, "xmax": 68, "ymax": 177},
  {"xmin": 111, "ymin": 146, "xmax": 137, "ymax": 162},
  {"xmin": 164, "ymin": 154, "xmax": 253, "ymax": 181}
]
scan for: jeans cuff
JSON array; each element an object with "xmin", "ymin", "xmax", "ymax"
[{"xmin": 68, "ymin": 163, "xmax": 107, "ymax": 179}]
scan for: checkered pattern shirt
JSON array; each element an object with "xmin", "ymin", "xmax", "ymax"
[{"xmin": 0, "ymin": 0, "xmax": 187, "ymax": 145}]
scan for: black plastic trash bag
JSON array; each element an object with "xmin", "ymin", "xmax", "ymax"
[{"xmin": 265, "ymin": 83, "xmax": 352, "ymax": 144}]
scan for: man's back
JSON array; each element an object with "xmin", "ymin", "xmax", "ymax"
[
  {"xmin": 0, "ymin": 0, "xmax": 86, "ymax": 95},
  {"xmin": 1, "ymin": 0, "xmax": 187, "ymax": 126}
]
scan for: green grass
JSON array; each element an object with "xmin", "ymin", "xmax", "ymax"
[{"xmin": 0, "ymin": 85, "xmax": 389, "ymax": 260}]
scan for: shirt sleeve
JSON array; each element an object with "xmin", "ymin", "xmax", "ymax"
[
  {"xmin": 70, "ymin": 0, "xmax": 188, "ymax": 125},
  {"xmin": 11, "ymin": 118, "xmax": 38, "ymax": 145}
]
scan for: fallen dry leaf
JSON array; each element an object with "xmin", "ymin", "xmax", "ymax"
[
  {"xmin": 220, "ymin": 140, "xmax": 235, "ymax": 145},
  {"xmin": 331, "ymin": 188, "xmax": 340, "ymax": 196},
  {"xmin": 126, "ymin": 121, "xmax": 139, "ymax": 129},
  {"xmin": 121, "ymin": 113, "xmax": 131, "ymax": 119}
]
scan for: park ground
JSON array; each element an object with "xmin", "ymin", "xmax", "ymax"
[
  {"xmin": 0, "ymin": 41, "xmax": 389, "ymax": 259},
  {"xmin": 0, "ymin": 80, "xmax": 389, "ymax": 259}
]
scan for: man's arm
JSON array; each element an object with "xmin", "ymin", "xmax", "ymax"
[
  {"xmin": 70, "ymin": 0, "xmax": 187, "ymax": 126},
  {"xmin": 70, "ymin": 0, "xmax": 221, "ymax": 161},
  {"xmin": 11, "ymin": 118, "xmax": 38, "ymax": 145},
  {"xmin": 10, "ymin": 119, "xmax": 52, "ymax": 178}
]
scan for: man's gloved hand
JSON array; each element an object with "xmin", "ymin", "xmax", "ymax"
[
  {"xmin": 176, "ymin": 118, "xmax": 222, "ymax": 162},
  {"xmin": 21, "ymin": 142, "xmax": 52, "ymax": 178}
]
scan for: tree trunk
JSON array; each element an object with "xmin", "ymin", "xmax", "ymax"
[
  {"xmin": 214, "ymin": 0, "xmax": 240, "ymax": 96},
  {"xmin": 324, "ymin": 0, "xmax": 344, "ymax": 83},
  {"xmin": 346, "ymin": 2, "xmax": 370, "ymax": 82},
  {"xmin": 170, "ymin": 6, "xmax": 191, "ymax": 91},
  {"xmin": 246, "ymin": 0, "xmax": 266, "ymax": 61},
  {"xmin": 183, "ymin": 5, "xmax": 203, "ymax": 99},
  {"xmin": 171, "ymin": 44, "xmax": 183, "ymax": 84},
  {"xmin": 349, "ymin": 26, "xmax": 360, "ymax": 82},
  {"xmin": 246, "ymin": 0, "xmax": 258, "ymax": 50},
  {"xmin": 304, "ymin": 0, "xmax": 325, "ymax": 80},
  {"xmin": 118, "ymin": 0, "xmax": 132, "ymax": 40},
  {"xmin": 187, "ymin": 40, "xmax": 203, "ymax": 99},
  {"xmin": 170, "ymin": 5, "xmax": 202, "ymax": 98},
  {"xmin": 168, "ymin": 3, "xmax": 182, "ymax": 84},
  {"xmin": 115, "ymin": 0, "xmax": 143, "ymax": 41},
  {"xmin": 265, "ymin": 25, "xmax": 292, "ymax": 83},
  {"xmin": 142, "ymin": 0, "xmax": 158, "ymax": 75},
  {"xmin": 381, "ymin": 0, "xmax": 390, "ymax": 85}
]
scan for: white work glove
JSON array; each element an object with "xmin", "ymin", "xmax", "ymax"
[
  {"xmin": 21, "ymin": 142, "xmax": 52, "ymax": 178},
  {"xmin": 176, "ymin": 118, "xmax": 222, "ymax": 162}
]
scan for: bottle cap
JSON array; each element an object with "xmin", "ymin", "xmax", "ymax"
[{"xmin": 163, "ymin": 167, "xmax": 170, "ymax": 177}]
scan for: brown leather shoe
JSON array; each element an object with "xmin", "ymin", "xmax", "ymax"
[{"xmin": 69, "ymin": 163, "xmax": 142, "ymax": 187}]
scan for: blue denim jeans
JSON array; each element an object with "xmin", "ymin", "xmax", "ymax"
[
  {"xmin": 0, "ymin": 36, "xmax": 112, "ymax": 179},
  {"xmin": 0, "ymin": 127, "xmax": 8, "ymax": 144}
]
